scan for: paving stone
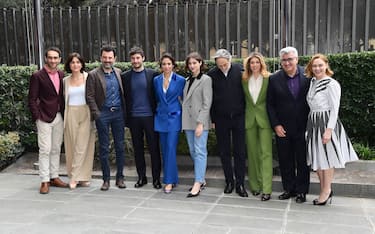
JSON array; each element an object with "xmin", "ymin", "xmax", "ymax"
[
  {"xmin": 203, "ymin": 213, "xmax": 283, "ymax": 231},
  {"xmin": 285, "ymin": 220, "xmax": 375, "ymax": 234}
]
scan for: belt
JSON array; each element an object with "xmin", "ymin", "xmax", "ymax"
[{"xmin": 104, "ymin": 106, "xmax": 121, "ymax": 112}]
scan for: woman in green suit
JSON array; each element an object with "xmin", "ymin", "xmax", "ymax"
[{"xmin": 242, "ymin": 52, "xmax": 273, "ymax": 201}]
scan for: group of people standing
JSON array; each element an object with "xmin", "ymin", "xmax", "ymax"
[{"xmin": 28, "ymin": 45, "xmax": 358, "ymax": 205}]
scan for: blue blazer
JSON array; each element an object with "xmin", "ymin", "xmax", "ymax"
[{"xmin": 154, "ymin": 72, "xmax": 186, "ymax": 132}]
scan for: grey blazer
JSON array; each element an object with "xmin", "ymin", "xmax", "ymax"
[{"xmin": 182, "ymin": 73, "xmax": 213, "ymax": 130}]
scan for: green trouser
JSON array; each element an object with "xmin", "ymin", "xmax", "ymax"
[{"xmin": 246, "ymin": 126, "xmax": 273, "ymax": 194}]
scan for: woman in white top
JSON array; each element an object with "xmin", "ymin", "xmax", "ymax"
[
  {"xmin": 305, "ymin": 54, "xmax": 358, "ymax": 205},
  {"xmin": 242, "ymin": 52, "xmax": 273, "ymax": 201},
  {"xmin": 63, "ymin": 53, "xmax": 96, "ymax": 189}
]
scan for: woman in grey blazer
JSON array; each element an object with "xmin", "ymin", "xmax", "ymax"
[{"xmin": 182, "ymin": 52, "xmax": 213, "ymax": 197}]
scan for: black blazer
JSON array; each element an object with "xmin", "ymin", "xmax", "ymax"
[
  {"xmin": 121, "ymin": 68, "xmax": 158, "ymax": 127},
  {"xmin": 208, "ymin": 63, "xmax": 245, "ymax": 124},
  {"xmin": 266, "ymin": 65, "xmax": 310, "ymax": 137}
]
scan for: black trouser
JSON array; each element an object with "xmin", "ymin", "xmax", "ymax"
[
  {"xmin": 214, "ymin": 114, "xmax": 246, "ymax": 186},
  {"xmin": 276, "ymin": 134, "xmax": 310, "ymax": 194},
  {"xmin": 129, "ymin": 116, "xmax": 161, "ymax": 181}
]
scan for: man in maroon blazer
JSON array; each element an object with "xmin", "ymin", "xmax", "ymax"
[{"xmin": 28, "ymin": 47, "xmax": 68, "ymax": 194}]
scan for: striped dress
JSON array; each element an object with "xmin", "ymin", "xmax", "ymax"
[{"xmin": 306, "ymin": 76, "xmax": 358, "ymax": 170}]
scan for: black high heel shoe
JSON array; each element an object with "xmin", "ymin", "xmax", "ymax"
[
  {"xmin": 188, "ymin": 182, "xmax": 206, "ymax": 192},
  {"xmin": 313, "ymin": 191, "xmax": 333, "ymax": 206},
  {"xmin": 261, "ymin": 194, "xmax": 271, "ymax": 201},
  {"xmin": 187, "ymin": 190, "xmax": 200, "ymax": 198}
]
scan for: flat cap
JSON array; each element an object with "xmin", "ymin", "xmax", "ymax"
[{"xmin": 212, "ymin": 49, "xmax": 232, "ymax": 60}]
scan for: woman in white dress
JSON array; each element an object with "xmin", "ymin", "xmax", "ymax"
[{"xmin": 305, "ymin": 54, "xmax": 358, "ymax": 205}]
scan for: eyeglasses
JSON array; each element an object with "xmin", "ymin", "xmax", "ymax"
[{"xmin": 281, "ymin": 57, "xmax": 296, "ymax": 63}]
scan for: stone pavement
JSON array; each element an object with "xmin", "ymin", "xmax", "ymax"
[
  {"xmin": 0, "ymin": 153, "xmax": 374, "ymax": 233},
  {"xmin": 0, "ymin": 173, "xmax": 374, "ymax": 234},
  {"xmin": 4, "ymin": 153, "xmax": 375, "ymax": 197}
]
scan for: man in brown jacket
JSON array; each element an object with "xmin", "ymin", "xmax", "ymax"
[{"xmin": 86, "ymin": 45, "xmax": 126, "ymax": 191}]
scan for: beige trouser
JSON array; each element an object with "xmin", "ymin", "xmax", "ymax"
[
  {"xmin": 64, "ymin": 105, "xmax": 95, "ymax": 182},
  {"xmin": 36, "ymin": 113, "xmax": 64, "ymax": 182}
]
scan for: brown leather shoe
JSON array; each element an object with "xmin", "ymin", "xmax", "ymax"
[
  {"xmin": 115, "ymin": 178, "xmax": 126, "ymax": 189},
  {"xmin": 101, "ymin": 181, "xmax": 110, "ymax": 191},
  {"xmin": 40, "ymin": 182, "xmax": 49, "ymax": 194},
  {"xmin": 50, "ymin": 177, "xmax": 68, "ymax": 188}
]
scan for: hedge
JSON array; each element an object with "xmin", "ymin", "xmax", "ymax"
[{"xmin": 0, "ymin": 52, "xmax": 374, "ymax": 156}]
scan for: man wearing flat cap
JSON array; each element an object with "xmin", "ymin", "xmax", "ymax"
[{"xmin": 208, "ymin": 49, "xmax": 248, "ymax": 197}]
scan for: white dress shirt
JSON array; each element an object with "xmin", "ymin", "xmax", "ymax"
[{"xmin": 248, "ymin": 75, "xmax": 263, "ymax": 104}]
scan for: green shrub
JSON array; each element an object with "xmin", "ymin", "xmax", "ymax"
[
  {"xmin": 0, "ymin": 66, "xmax": 38, "ymax": 151},
  {"xmin": 353, "ymin": 143, "xmax": 375, "ymax": 160},
  {"xmin": 0, "ymin": 131, "xmax": 24, "ymax": 161},
  {"xmin": 0, "ymin": 51, "xmax": 374, "ymax": 156}
]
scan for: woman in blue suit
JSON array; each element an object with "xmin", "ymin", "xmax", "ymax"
[{"xmin": 154, "ymin": 53, "xmax": 186, "ymax": 193}]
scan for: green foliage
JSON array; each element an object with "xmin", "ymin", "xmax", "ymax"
[
  {"xmin": 0, "ymin": 51, "xmax": 374, "ymax": 159},
  {"xmin": 0, "ymin": 65, "xmax": 38, "ymax": 151},
  {"xmin": 0, "ymin": 131, "xmax": 24, "ymax": 161},
  {"xmin": 353, "ymin": 143, "xmax": 375, "ymax": 160},
  {"xmin": 177, "ymin": 130, "xmax": 217, "ymax": 156}
]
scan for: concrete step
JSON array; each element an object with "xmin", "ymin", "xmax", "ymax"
[{"xmin": 3, "ymin": 152, "xmax": 374, "ymax": 198}]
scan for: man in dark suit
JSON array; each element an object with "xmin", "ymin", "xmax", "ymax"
[
  {"xmin": 266, "ymin": 46, "xmax": 310, "ymax": 203},
  {"xmin": 28, "ymin": 47, "xmax": 68, "ymax": 194},
  {"xmin": 208, "ymin": 49, "xmax": 248, "ymax": 197},
  {"xmin": 121, "ymin": 47, "xmax": 162, "ymax": 189},
  {"xmin": 86, "ymin": 45, "xmax": 126, "ymax": 191}
]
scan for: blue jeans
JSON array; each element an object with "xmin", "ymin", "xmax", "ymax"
[
  {"xmin": 95, "ymin": 107, "xmax": 125, "ymax": 181},
  {"xmin": 185, "ymin": 130, "xmax": 208, "ymax": 183}
]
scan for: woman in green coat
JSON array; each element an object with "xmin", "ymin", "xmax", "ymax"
[{"xmin": 242, "ymin": 52, "xmax": 273, "ymax": 201}]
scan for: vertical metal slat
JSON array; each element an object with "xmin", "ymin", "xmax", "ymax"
[
  {"xmin": 135, "ymin": 5, "xmax": 139, "ymax": 47},
  {"xmin": 154, "ymin": 3, "xmax": 159, "ymax": 60},
  {"xmin": 326, "ymin": 0, "xmax": 331, "ymax": 53},
  {"xmin": 125, "ymin": 5, "xmax": 130, "ymax": 59},
  {"xmin": 3, "ymin": 10, "xmax": 10, "ymax": 65},
  {"xmin": 145, "ymin": 4, "xmax": 150, "ymax": 59},
  {"xmin": 78, "ymin": 7, "xmax": 83, "ymax": 55},
  {"xmin": 352, "ymin": 0, "xmax": 357, "ymax": 51},
  {"xmin": 269, "ymin": 0, "xmax": 274, "ymax": 58},
  {"xmin": 236, "ymin": 1, "xmax": 241, "ymax": 57},
  {"xmin": 184, "ymin": 3, "xmax": 189, "ymax": 57},
  {"xmin": 195, "ymin": 2, "xmax": 199, "ymax": 52},
  {"xmin": 303, "ymin": 0, "xmax": 307, "ymax": 55},
  {"xmin": 115, "ymin": 6, "xmax": 121, "ymax": 60},
  {"xmin": 314, "ymin": 0, "xmax": 319, "ymax": 53},
  {"xmin": 59, "ymin": 7, "xmax": 64, "ymax": 58},
  {"xmin": 225, "ymin": 1, "xmax": 230, "ymax": 50},
  {"xmin": 12, "ymin": 9, "xmax": 19, "ymax": 64},
  {"xmin": 258, "ymin": 0, "xmax": 263, "ymax": 53},
  {"xmin": 174, "ymin": 3, "xmax": 179, "ymax": 59},
  {"xmin": 106, "ymin": 6, "xmax": 110, "ymax": 45},
  {"xmin": 339, "ymin": 0, "xmax": 345, "ymax": 53},
  {"xmin": 215, "ymin": 2, "xmax": 219, "ymax": 49},
  {"xmin": 164, "ymin": 3, "xmax": 169, "ymax": 53},
  {"xmin": 247, "ymin": 0, "xmax": 251, "ymax": 54},
  {"xmin": 22, "ymin": 9, "xmax": 29, "ymax": 64},
  {"xmin": 96, "ymin": 7, "xmax": 101, "ymax": 48},
  {"xmin": 68, "ymin": 7, "xmax": 73, "ymax": 52},
  {"xmin": 50, "ymin": 8, "xmax": 54, "ymax": 45},
  {"xmin": 291, "ymin": 0, "xmax": 295, "ymax": 46},
  {"xmin": 204, "ymin": 3, "xmax": 209, "ymax": 59},
  {"xmin": 87, "ymin": 7, "xmax": 92, "ymax": 62},
  {"xmin": 364, "ymin": 0, "xmax": 370, "ymax": 51}
]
